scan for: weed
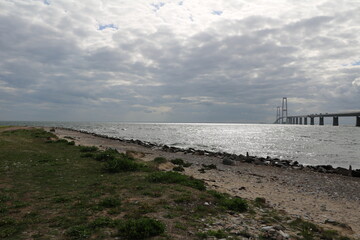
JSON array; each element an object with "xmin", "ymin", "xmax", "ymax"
[
  {"xmin": 174, "ymin": 222, "xmax": 187, "ymax": 230},
  {"xmin": 147, "ymin": 171, "xmax": 206, "ymax": 191},
  {"xmin": 208, "ymin": 190, "xmax": 248, "ymax": 212},
  {"xmin": 222, "ymin": 197, "xmax": 248, "ymax": 212},
  {"xmin": 171, "ymin": 158, "xmax": 192, "ymax": 167},
  {"xmin": 80, "ymin": 153, "xmax": 94, "ymax": 158},
  {"xmin": 171, "ymin": 158, "xmax": 185, "ymax": 165},
  {"xmin": 153, "ymin": 157, "xmax": 167, "ymax": 164},
  {"xmin": 173, "ymin": 166, "xmax": 185, "ymax": 172},
  {"xmin": 79, "ymin": 146, "xmax": 98, "ymax": 152},
  {"xmin": 56, "ymin": 139, "xmax": 69, "ymax": 144},
  {"xmin": 321, "ymin": 229, "xmax": 339, "ymax": 240},
  {"xmin": 117, "ymin": 218, "xmax": 165, "ymax": 239},
  {"xmin": 254, "ymin": 197, "xmax": 267, "ymax": 207},
  {"xmin": 0, "ymin": 217, "xmax": 22, "ymax": 238},
  {"xmin": 53, "ymin": 196, "xmax": 71, "ymax": 203},
  {"xmin": 201, "ymin": 164, "xmax": 217, "ymax": 170},
  {"xmin": 103, "ymin": 157, "xmax": 141, "ymax": 173},
  {"xmin": 66, "ymin": 225, "xmax": 92, "ymax": 240},
  {"xmin": 89, "ymin": 217, "xmax": 114, "ymax": 229},
  {"xmin": 98, "ymin": 197, "xmax": 121, "ymax": 208},
  {"xmin": 94, "ymin": 150, "xmax": 116, "ymax": 162},
  {"xmin": 173, "ymin": 194, "xmax": 193, "ymax": 204}
]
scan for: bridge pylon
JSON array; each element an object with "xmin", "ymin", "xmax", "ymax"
[
  {"xmin": 276, "ymin": 106, "xmax": 281, "ymax": 124},
  {"xmin": 281, "ymin": 97, "xmax": 288, "ymax": 124}
]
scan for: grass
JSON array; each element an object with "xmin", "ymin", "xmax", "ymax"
[
  {"xmin": 208, "ymin": 190, "xmax": 248, "ymax": 212},
  {"xmin": 170, "ymin": 158, "xmax": 192, "ymax": 167},
  {"xmin": 153, "ymin": 157, "xmax": 167, "ymax": 164},
  {"xmin": 116, "ymin": 218, "xmax": 165, "ymax": 239},
  {"xmin": 0, "ymin": 128, "xmax": 353, "ymax": 240},
  {"xmin": 147, "ymin": 171, "xmax": 206, "ymax": 191},
  {"xmin": 0, "ymin": 128, "xmax": 231, "ymax": 239}
]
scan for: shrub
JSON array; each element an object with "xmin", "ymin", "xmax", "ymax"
[
  {"xmin": 221, "ymin": 197, "xmax": 248, "ymax": 212},
  {"xmin": 94, "ymin": 150, "xmax": 116, "ymax": 162},
  {"xmin": 67, "ymin": 141, "xmax": 75, "ymax": 145},
  {"xmin": 79, "ymin": 146, "xmax": 98, "ymax": 152},
  {"xmin": 80, "ymin": 153, "xmax": 94, "ymax": 158},
  {"xmin": 173, "ymin": 166, "xmax": 185, "ymax": 172},
  {"xmin": 117, "ymin": 218, "xmax": 165, "ymax": 239},
  {"xmin": 89, "ymin": 217, "xmax": 113, "ymax": 229},
  {"xmin": 147, "ymin": 171, "xmax": 206, "ymax": 191},
  {"xmin": 98, "ymin": 197, "xmax": 121, "ymax": 208},
  {"xmin": 171, "ymin": 158, "xmax": 192, "ymax": 167},
  {"xmin": 170, "ymin": 158, "xmax": 185, "ymax": 165},
  {"xmin": 103, "ymin": 158, "xmax": 141, "ymax": 173},
  {"xmin": 66, "ymin": 225, "xmax": 92, "ymax": 239},
  {"xmin": 254, "ymin": 197, "xmax": 267, "ymax": 207},
  {"xmin": 290, "ymin": 218, "xmax": 319, "ymax": 232},
  {"xmin": 202, "ymin": 164, "xmax": 217, "ymax": 170},
  {"xmin": 153, "ymin": 157, "xmax": 167, "ymax": 164},
  {"xmin": 208, "ymin": 190, "xmax": 248, "ymax": 212}
]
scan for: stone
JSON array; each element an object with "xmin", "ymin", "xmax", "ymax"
[
  {"xmin": 278, "ymin": 230, "xmax": 289, "ymax": 239},
  {"xmin": 261, "ymin": 226, "xmax": 274, "ymax": 231},
  {"xmin": 222, "ymin": 158, "xmax": 235, "ymax": 166}
]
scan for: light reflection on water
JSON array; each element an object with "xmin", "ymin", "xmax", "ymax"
[{"xmin": 2, "ymin": 121, "xmax": 360, "ymax": 169}]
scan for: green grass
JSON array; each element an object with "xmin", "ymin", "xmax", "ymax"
[
  {"xmin": 147, "ymin": 171, "xmax": 206, "ymax": 191},
  {"xmin": 116, "ymin": 218, "xmax": 165, "ymax": 239},
  {"xmin": 0, "ymin": 128, "xmax": 229, "ymax": 239},
  {"xmin": 0, "ymin": 128, "xmax": 353, "ymax": 240},
  {"xmin": 153, "ymin": 157, "xmax": 167, "ymax": 164}
]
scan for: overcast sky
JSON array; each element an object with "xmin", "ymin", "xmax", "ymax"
[{"xmin": 1, "ymin": 0, "xmax": 359, "ymax": 123}]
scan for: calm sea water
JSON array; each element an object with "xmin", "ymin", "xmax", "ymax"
[{"xmin": 2, "ymin": 121, "xmax": 360, "ymax": 169}]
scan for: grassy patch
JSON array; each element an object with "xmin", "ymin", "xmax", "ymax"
[
  {"xmin": 103, "ymin": 156, "xmax": 142, "ymax": 173},
  {"xmin": 209, "ymin": 190, "xmax": 248, "ymax": 212},
  {"xmin": 116, "ymin": 218, "xmax": 165, "ymax": 239},
  {"xmin": 170, "ymin": 158, "xmax": 192, "ymax": 167},
  {"xmin": 147, "ymin": 171, "xmax": 206, "ymax": 191},
  {"xmin": 79, "ymin": 146, "xmax": 98, "ymax": 152},
  {"xmin": 98, "ymin": 197, "xmax": 121, "ymax": 208},
  {"xmin": 153, "ymin": 156, "xmax": 167, "ymax": 164},
  {"xmin": 0, "ymin": 128, "xmax": 350, "ymax": 240}
]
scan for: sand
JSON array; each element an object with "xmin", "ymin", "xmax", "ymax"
[{"xmin": 48, "ymin": 127, "xmax": 360, "ymax": 238}]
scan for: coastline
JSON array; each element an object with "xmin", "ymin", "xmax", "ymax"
[{"xmin": 48, "ymin": 127, "xmax": 360, "ymax": 238}]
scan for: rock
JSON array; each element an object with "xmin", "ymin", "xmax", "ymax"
[
  {"xmin": 222, "ymin": 158, "xmax": 235, "ymax": 166},
  {"xmin": 325, "ymin": 219, "xmax": 353, "ymax": 230},
  {"xmin": 278, "ymin": 230, "xmax": 289, "ymax": 239},
  {"xmin": 335, "ymin": 167, "xmax": 351, "ymax": 176},
  {"xmin": 261, "ymin": 226, "xmax": 274, "ymax": 231}
]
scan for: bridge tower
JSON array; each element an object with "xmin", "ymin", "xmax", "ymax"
[
  {"xmin": 276, "ymin": 106, "xmax": 281, "ymax": 124},
  {"xmin": 281, "ymin": 97, "xmax": 288, "ymax": 124}
]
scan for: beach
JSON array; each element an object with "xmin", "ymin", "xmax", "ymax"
[{"xmin": 49, "ymin": 127, "xmax": 360, "ymax": 238}]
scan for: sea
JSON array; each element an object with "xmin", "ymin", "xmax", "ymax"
[{"xmin": 1, "ymin": 121, "xmax": 360, "ymax": 169}]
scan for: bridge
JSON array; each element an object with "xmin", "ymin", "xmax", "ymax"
[{"xmin": 274, "ymin": 97, "xmax": 360, "ymax": 127}]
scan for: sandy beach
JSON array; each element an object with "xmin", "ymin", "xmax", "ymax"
[{"xmin": 49, "ymin": 127, "xmax": 360, "ymax": 238}]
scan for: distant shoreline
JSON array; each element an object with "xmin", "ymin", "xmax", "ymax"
[{"xmin": 54, "ymin": 126, "xmax": 360, "ymax": 175}]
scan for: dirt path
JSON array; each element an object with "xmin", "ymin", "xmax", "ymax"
[{"xmin": 48, "ymin": 127, "xmax": 360, "ymax": 238}]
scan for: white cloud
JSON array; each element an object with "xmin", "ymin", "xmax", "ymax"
[{"xmin": 0, "ymin": 0, "xmax": 360, "ymax": 122}]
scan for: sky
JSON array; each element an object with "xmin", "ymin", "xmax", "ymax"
[{"xmin": 0, "ymin": 0, "xmax": 360, "ymax": 123}]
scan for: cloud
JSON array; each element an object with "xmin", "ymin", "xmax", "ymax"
[{"xmin": 0, "ymin": 0, "xmax": 360, "ymax": 122}]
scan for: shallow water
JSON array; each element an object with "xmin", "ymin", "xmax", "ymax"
[{"xmin": 2, "ymin": 121, "xmax": 360, "ymax": 169}]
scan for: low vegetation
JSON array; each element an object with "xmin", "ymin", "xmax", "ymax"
[{"xmin": 0, "ymin": 128, "xmax": 354, "ymax": 240}]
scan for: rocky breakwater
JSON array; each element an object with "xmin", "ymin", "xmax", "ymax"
[{"xmin": 56, "ymin": 127, "xmax": 360, "ymax": 178}]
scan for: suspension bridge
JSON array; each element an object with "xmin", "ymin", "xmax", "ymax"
[{"xmin": 274, "ymin": 97, "xmax": 360, "ymax": 127}]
